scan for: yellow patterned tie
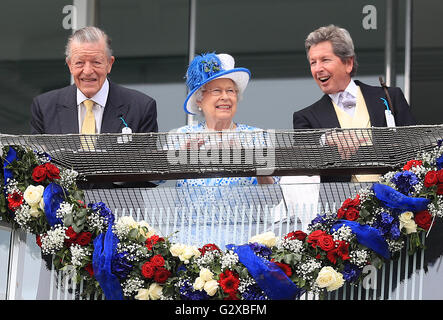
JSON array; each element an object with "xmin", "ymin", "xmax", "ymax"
[{"xmin": 81, "ymin": 99, "xmax": 96, "ymax": 150}]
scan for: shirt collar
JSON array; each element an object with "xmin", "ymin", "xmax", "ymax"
[
  {"xmin": 76, "ymin": 78, "xmax": 109, "ymax": 107},
  {"xmin": 329, "ymin": 79, "xmax": 357, "ymax": 105}
]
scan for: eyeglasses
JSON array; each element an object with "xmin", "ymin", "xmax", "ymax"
[{"xmin": 203, "ymin": 88, "xmax": 238, "ymax": 97}]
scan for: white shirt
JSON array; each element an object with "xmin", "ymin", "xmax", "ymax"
[
  {"xmin": 77, "ymin": 79, "xmax": 109, "ymax": 133},
  {"xmin": 329, "ymin": 79, "xmax": 358, "ymax": 117}
]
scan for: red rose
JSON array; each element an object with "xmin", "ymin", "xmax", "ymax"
[
  {"xmin": 337, "ymin": 207, "xmax": 346, "ymax": 219},
  {"xmin": 437, "ymin": 184, "xmax": 443, "ymax": 195},
  {"xmin": 336, "ymin": 241, "xmax": 350, "ymax": 260},
  {"xmin": 338, "ymin": 195, "xmax": 360, "ymax": 220},
  {"xmin": 273, "ymin": 261, "xmax": 293, "ymax": 277},
  {"xmin": 424, "ymin": 171, "xmax": 438, "ymax": 187},
  {"xmin": 285, "ymin": 231, "xmax": 307, "ymax": 241},
  {"xmin": 85, "ymin": 264, "xmax": 94, "ymax": 277},
  {"xmin": 403, "ymin": 160, "xmax": 422, "ymax": 171},
  {"xmin": 224, "ymin": 293, "xmax": 239, "ymax": 300},
  {"xmin": 7, "ymin": 192, "xmax": 23, "ymax": 211},
  {"xmin": 154, "ymin": 267, "xmax": 171, "ymax": 284},
  {"xmin": 65, "ymin": 226, "xmax": 78, "ymax": 240},
  {"xmin": 76, "ymin": 232, "xmax": 92, "ymax": 246},
  {"xmin": 326, "ymin": 249, "xmax": 339, "ymax": 264},
  {"xmin": 32, "ymin": 165, "xmax": 47, "ymax": 183},
  {"xmin": 64, "ymin": 226, "xmax": 78, "ymax": 247},
  {"xmin": 36, "ymin": 235, "xmax": 42, "ymax": 247},
  {"xmin": 345, "ymin": 207, "xmax": 360, "ymax": 221},
  {"xmin": 44, "ymin": 163, "xmax": 60, "ymax": 180},
  {"xmin": 317, "ymin": 234, "xmax": 335, "ymax": 251},
  {"xmin": 437, "ymin": 170, "xmax": 443, "ymax": 183},
  {"xmin": 199, "ymin": 243, "xmax": 221, "ymax": 255},
  {"xmin": 219, "ymin": 270, "xmax": 240, "ymax": 294},
  {"xmin": 348, "ymin": 194, "xmax": 360, "ymax": 207},
  {"xmin": 145, "ymin": 235, "xmax": 164, "ymax": 250},
  {"xmin": 307, "ymin": 230, "xmax": 326, "ymax": 248},
  {"xmin": 414, "ymin": 210, "xmax": 433, "ymax": 230},
  {"xmin": 150, "ymin": 254, "xmax": 165, "ymax": 267},
  {"xmin": 141, "ymin": 262, "xmax": 155, "ymax": 278}
]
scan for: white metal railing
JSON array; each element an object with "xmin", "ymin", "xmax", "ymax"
[{"xmin": 1, "ymin": 200, "xmax": 436, "ymax": 300}]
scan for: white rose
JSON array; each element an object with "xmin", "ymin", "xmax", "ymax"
[
  {"xmin": 23, "ymin": 185, "xmax": 45, "ymax": 207},
  {"xmin": 200, "ymin": 268, "xmax": 214, "ymax": 282},
  {"xmin": 135, "ymin": 288, "xmax": 150, "ymax": 300},
  {"xmin": 249, "ymin": 231, "xmax": 278, "ymax": 247},
  {"xmin": 147, "ymin": 283, "xmax": 163, "ymax": 300},
  {"xmin": 135, "ymin": 283, "xmax": 163, "ymax": 300},
  {"xmin": 39, "ymin": 198, "xmax": 45, "ymax": 211},
  {"xmin": 316, "ymin": 266, "xmax": 344, "ymax": 291},
  {"xmin": 119, "ymin": 216, "xmax": 138, "ymax": 229},
  {"xmin": 204, "ymin": 280, "xmax": 219, "ymax": 296},
  {"xmin": 193, "ymin": 277, "xmax": 205, "ymax": 291},
  {"xmin": 29, "ymin": 206, "xmax": 41, "ymax": 218},
  {"xmin": 326, "ymin": 271, "xmax": 344, "ymax": 291},
  {"xmin": 180, "ymin": 245, "xmax": 199, "ymax": 263},
  {"xmin": 170, "ymin": 243, "xmax": 185, "ymax": 257},
  {"xmin": 399, "ymin": 211, "xmax": 417, "ymax": 234}
]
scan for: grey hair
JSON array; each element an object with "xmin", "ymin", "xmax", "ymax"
[
  {"xmin": 305, "ymin": 24, "xmax": 358, "ymax": 76},
  {"xmin": 65, "ymin": 26, "xmax": 113, "ymax": 60}
]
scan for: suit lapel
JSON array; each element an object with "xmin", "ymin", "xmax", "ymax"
[
  {"xmin": 317, "ymin": 94, "xmax": 341, "ymax": 128},
  {"xmin": 57, "ymin": 84, "xmax": 79, "ymax": 133},
  {"xmin": 101, "ymin": 81, "xmax": 128, "ymax": 133},
  {"xmin": 355, "ymin": 80, "xmax": 386, "ymax": 127}
]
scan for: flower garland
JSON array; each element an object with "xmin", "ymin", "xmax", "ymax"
[{"xmin": 1, "ymin": 140, "xmax": 442, "ymax": 300}]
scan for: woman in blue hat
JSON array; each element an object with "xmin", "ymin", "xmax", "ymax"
[{"xmin": 170, "ymin": 52, "xmax": 279, "ymax": 188}]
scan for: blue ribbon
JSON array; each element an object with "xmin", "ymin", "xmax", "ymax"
[
  {"xmin": 43, "ymin": 183, "xmax": 64, "ymax": 226},
  {"xmin": 372, "ymin": 183, "xmax": 430, "ymax": 212},
  {"xmin": 92, "ymin": 221, "xmax": 124, "ymax": 300},
  {"xmin": 331, "ymin": 220, "xmax": 391, "ymax": 259},
  {"xmin": 3, "ymin": 146, "xmax": 17, "ymax": 184},
  {"xmin": 226, "ymin": 244, "xmax": 303, "ymax": 300}
]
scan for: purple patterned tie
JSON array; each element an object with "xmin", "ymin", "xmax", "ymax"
[{"xmin": 339, "ymin": 91, "xmax": 356, "ymax": 109}]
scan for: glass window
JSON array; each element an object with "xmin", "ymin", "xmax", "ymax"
[
  {"xmin": 195, "ymin": 0, "xmax": 406, "ymax": 129},
  {"xmin": 98, "ymin": 0, "xmax": 190, "ymax": 132},
  {"xmin": 0, "ymin": 0, "xmax": 72, "ymax": 134}
]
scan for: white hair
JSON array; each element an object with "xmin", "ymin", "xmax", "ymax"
[{"xmin": 65, "ymin": 26, "xmax": 113, "ymax": 60}]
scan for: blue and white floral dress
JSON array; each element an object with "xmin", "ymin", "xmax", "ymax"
[
  {"xmin": 164, "ymin": 121, "xmax": 281, "ymax": 247},
  {"xmin": 169, "ymin": 121, "xmax": 280, "ymax": 188}
]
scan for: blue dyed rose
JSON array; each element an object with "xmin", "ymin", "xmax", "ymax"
[
  {"xmin": 111, "ymin": 251, "xmax": 133, "ymax": 280},
  {"xmin": 391, "ymin": 171, "xmax": 419, "ymax": 195}
]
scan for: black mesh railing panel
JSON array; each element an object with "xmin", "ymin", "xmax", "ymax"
[{"xmin": 1, "ymin": 125, "xmax": 442, "ymax": 182}]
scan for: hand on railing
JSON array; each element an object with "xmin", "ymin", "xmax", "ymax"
[{"xmin": 325, "ymin": 130, "xmax": 372, "ymax": 160}]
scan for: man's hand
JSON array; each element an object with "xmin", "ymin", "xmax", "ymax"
[{"xmin": 325, "ymin": 130, "xmax": 371, "ymax": 160}]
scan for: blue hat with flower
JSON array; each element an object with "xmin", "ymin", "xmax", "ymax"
[{"xmin": 183, "ymin": 52, "xmax": 251, "ymax": 115}]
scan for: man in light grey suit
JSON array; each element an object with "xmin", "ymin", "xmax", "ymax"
[{"xmin": 30, "ymin": 26, "xmax": 158, "ymax": 135}]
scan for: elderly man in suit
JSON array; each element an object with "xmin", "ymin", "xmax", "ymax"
[
  {"xmin": 293, "ymin": 24, "xmax": 416, "ymax": 182},
  {"xmin": 30, "ymin": 26, "xmax": 158, "ymax": 135},
  {"xmin": 30, "ymin": 26, "xmax": 159, "ymax": 188}
]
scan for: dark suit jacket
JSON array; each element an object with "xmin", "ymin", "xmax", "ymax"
[
  {"xmin": 292, "ymin": 80, "xmax": 416, "ymax": 182},
  {"xmin": 30, "ymin": 80, "xmax": 159, "ymax": 189},
  {"xmin": 30, "ymin": 79, "xmax": 158, "ymax": 134},
  {"xmin": 292, "ymin": 80, "xmax": 416, "ymax": 129}
]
